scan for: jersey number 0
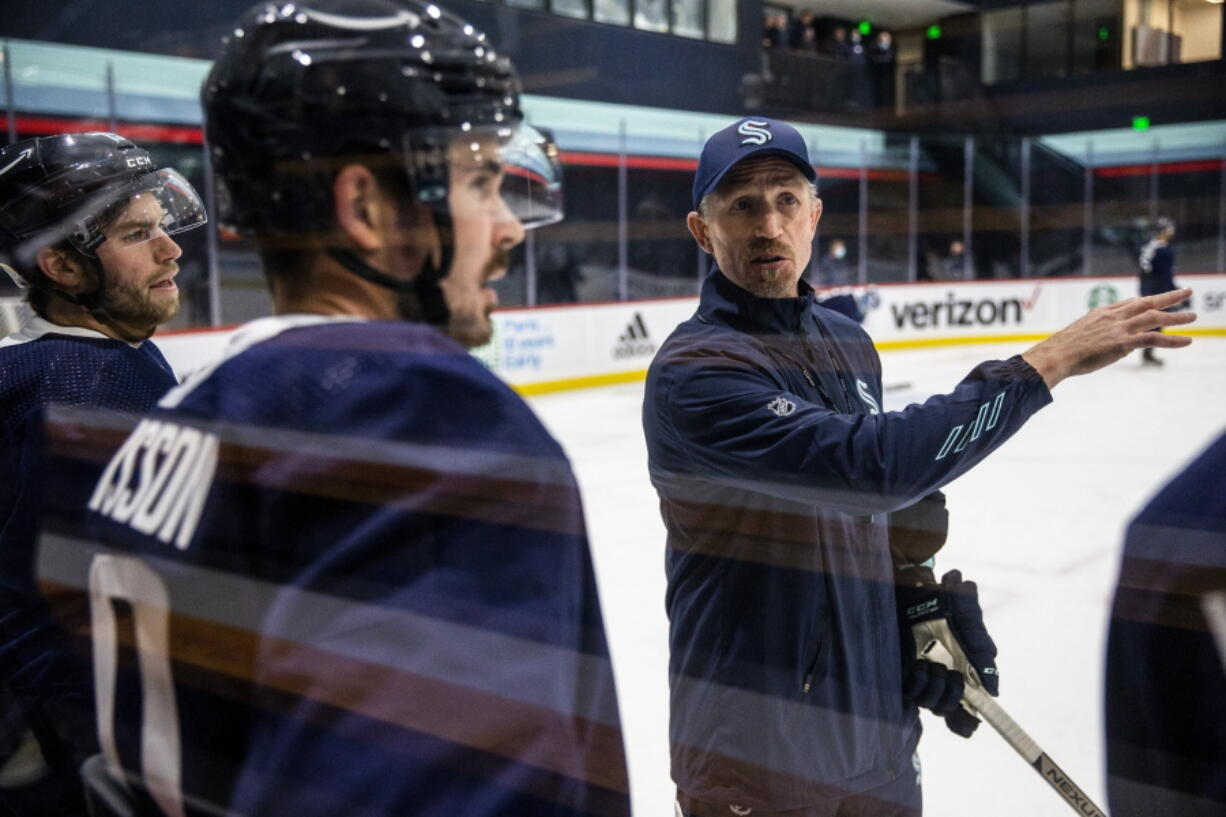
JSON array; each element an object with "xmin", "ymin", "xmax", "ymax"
[{"xmin": 89, "ymin": 553, "xmax": 186, "ymax": 817}]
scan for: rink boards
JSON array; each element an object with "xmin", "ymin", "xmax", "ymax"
[
  {"xmin": 4, "ymin": 273, "xmax": 1223, "ymax": 392},
  {"xmin": 469, "ymin": 273, "xmax": 1226, "ymax": 393}
]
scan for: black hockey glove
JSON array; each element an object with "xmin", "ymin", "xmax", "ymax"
[
  {"xmin": 896, "ymin": 567, "xmax": 999, "ymax": 738},
  {"xmin": 888, "ymin": 491, "xmax": 948, "ymax": 568}
]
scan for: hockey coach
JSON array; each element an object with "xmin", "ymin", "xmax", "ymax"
[
  {"xmin": 33, "ymin": 2, "xmax": 630, "ymax": 817},
  {"xmin": 643, "ymin": 116, "xmax": 1196, "ymax": 817},
  {"xmin": 0, "ymin": 132, "xmax": 205, "ymax": 815}
]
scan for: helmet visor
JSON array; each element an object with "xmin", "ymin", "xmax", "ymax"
[
  {"xmin": 498, "ymin": 124, "xmax": 563, "ymax": 230},
  {"xmin": 83, "ymin": 168, "xmax": 208, "ymax": 253},
  {"xmin": 440, "ymin": 123, "xmax": 563, "ymax": 232}
]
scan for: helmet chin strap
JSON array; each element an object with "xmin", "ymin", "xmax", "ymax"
[{"xmin": 325, "ymin": 210, "xmax": 455, "ymax": 327}]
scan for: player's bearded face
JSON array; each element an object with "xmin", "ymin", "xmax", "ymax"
[
  {"xmin": 92, "ymin": 193, "xmax": 183, "ymax": 333},
  {"xmin": 438, "ymin": 136, "xmax": 526, "ymax": 348}
]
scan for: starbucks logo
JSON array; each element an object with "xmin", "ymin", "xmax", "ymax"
[{"xmin": 1088, "ymin": 284, "xmax": 1119, "ymax": 309}]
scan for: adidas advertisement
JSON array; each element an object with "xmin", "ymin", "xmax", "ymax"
[{"xmin": 614, "ymin": 312, "xmax": 657, "ymax": 359}]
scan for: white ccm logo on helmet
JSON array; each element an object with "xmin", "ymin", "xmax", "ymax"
[
  {"xmin": 737, "ymin": 120, "xmax": 773, "ymax": 146},
  {"xmin": 0, "ymin": 148, "xmax": 33, "ymax": 177}
]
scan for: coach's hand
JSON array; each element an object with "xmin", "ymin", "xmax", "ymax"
[{"xmin": 1022, "ymin": 288, "xmax": 1196, "ymax": 389}]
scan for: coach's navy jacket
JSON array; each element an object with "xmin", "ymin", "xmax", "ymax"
[{"xmin": 643, "ymin": 270, "xmax": 1052, "ymax": 809}]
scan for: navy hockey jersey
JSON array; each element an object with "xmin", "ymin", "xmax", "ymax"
[
  {"xmin": 1137, "ymin": 240, "xmax": 1176, "ymax": 297},
  {"xmin": 0, "ymin": 314, "xmax": 176, "ymax": 808},
  {"xmin": 1105, "ymin": 430, "xmax": 1226, "ymax": 817},
  {"xmin": 37, "ymin": 315, "xmax": 630, "ymax": 817}
]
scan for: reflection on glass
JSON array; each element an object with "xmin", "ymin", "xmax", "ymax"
[
  {"xmin": 1025, "ymin": 0, "xmax": 1071, "ymax": 80},
  {"xmin": 507, "ymin": 0, "xmax": 545, "ymax": 9},
  {"xmin": 1124, "ymin": 0, "xmax": 1172, "ymax": 68},
  {"xmin": 594, "ymin": 0, "xmax": 630, "ymax": 25},
  {"xmin": 1170, "ymin": 0, "xmax": 1223, "ymax": 63},
  {"xmin": 628, "ymin": 169, "xmax": 700, "ymax": 298},
  {"xmin": 672, "ymin": 0, "xmax": 704, "ymax": 39},
  {"xmin": 634, "ymin": 0, "xmax": 668, "ymax": 33},
  {"xmin": 1072, "ymin": 0, "xmax": 1122, "ymax": 75},
  {"xmin": 707, "ymin": 0, "xmax": 737, "ymax": 43},
  {"xmin": 982, "ymin": 7, "xmax": 1023, "ymax": 84},
  {"xmin": 552, "ymin": 0, "xmax": 589, "ymax": 21}
]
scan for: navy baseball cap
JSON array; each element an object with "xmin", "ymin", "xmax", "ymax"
[{"xmin": 692, "ymin": 117, "xmax": 817, "ymax": 210}]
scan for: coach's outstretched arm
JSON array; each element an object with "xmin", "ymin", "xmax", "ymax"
[{"xmin": 1022, "ymin": 288, "xmax": 1196, "ymax": 389}]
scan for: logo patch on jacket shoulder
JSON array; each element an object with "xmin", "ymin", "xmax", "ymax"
[
  {"xmin": 767, "ymin": 396, "xmax": 796, "ymax": 417},
  {"xmin": 856, "ymin": 378, "xmax": 880, "ymax": 415}
]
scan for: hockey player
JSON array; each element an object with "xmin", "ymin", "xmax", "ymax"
[
  {"xmin": 1136, "ymin": 217, "xmax": 1179, "ymax": 366},
  {"xmin": 0, "ymin": 132, "xmax": 206, "ymax": 814},
  {"xmin": 36, "ymin": 2, "xmax": 630, "ymax": 817},
  {"xmin": 645, "ymin": 116, "xmax": 1198, "ymax": 817},
  {"xmin": 1105, "ymin": 429, "xmax": 1226, "ymax": 817}
]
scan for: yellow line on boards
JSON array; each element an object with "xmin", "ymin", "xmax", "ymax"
[
  {"xmin": 876, "ymin": 327, "xmax": 1226, "ymax": 351},
  {"xmin": 874, "ymin": 334, "xmax": 1049, "ymax": 351},
  {"xmin": 513, "ymin": 369, "xmax": 649, "ymax": 396}
]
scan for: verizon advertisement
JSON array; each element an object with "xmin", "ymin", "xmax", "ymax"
[{"xmin": 858, "ymin": 275, "xmax": 1226, "ymax": 347}]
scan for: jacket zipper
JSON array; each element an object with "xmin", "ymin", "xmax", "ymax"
[
  {"xmin": 801, "ymin": 308, "xmax": 859, "ymax": 696},
  {"xmin": 801, "ymin": 632, "xmax": 825, "ymax": 693},
  {"xmin": 807, "ymin": 314, "xmax": 853, "ymax": 412},
  {"xmin": 780, "ymin": 351, "xmax": 830, "ymax": 406}
]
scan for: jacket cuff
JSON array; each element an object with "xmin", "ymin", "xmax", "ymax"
[
  {"xmin": 1005, "ymin": 353, "xmax": 1054, "ymax": 404},
  {"xmin": 1004, "ymin": 353, "xmax": 1043, "ymax": 384}
]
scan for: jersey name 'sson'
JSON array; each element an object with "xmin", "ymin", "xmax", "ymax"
[{"xmin": 88, "ymin": 419, "xmax": 218, "ymax": 550}]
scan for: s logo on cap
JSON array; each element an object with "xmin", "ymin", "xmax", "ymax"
[{"xmin": 737, "ymin": 120, "xmax": 772, "ymax": 146}]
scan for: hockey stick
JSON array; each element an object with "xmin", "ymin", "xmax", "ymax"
[{"xmin": 922, "ymin": 640, "xmax": 1107, "ymax": 817}]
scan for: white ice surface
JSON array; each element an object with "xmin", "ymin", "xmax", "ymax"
[{"xmin": 527, "ymin": 337, "xmax": 1226, "ymax": 817}]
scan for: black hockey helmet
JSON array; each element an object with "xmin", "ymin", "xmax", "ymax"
[
  {"xmin": 202, "ymin": 0, "xmax": 562, "ymax": 235},
  {"xmin": 202, "ymin": 0, "xmax": 562, "ymax": 323},
  {"xmin": 0, "ymin": 132, "xmax": 206, "ymax": 290}
]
